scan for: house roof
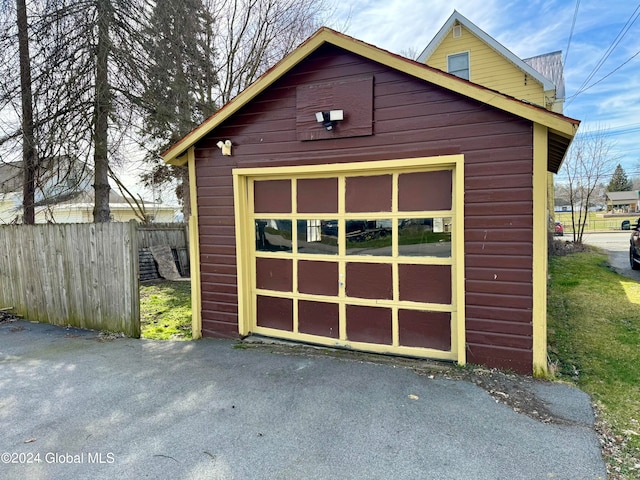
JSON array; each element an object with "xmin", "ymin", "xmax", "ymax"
[
  {"xmin": 162, "ymin": 27, "xmax": 579, "ymax": 172},
  {"xmin": 0, "ymin": 162, "xmax": 23, "ymax": 194},
  {"xmin": 416, "ymin": 11, "xmax": 556, "ymax": 92},
  {"xmin": 606, "ymin": 191, "xmax": 639, "ymax": 202},
  {"xmin": 524, "ymin": 51, "xmax": 565, "ymax": 100}
]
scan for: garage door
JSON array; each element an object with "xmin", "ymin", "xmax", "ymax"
[{"xmin": 233, "ymin": 156, "xmax": 465, "ymax": 363}]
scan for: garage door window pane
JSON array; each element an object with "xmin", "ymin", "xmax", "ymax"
[
  {"xmin": 345, "ymin": 219, "xmax": 392, "ymax": 256},
  {"xmin": 256, "ymin": 220, "xmax": 292, "ymax": 252},
  {"xmin": 346, "ymin": 175, "xmax": 392, "ymax": 212},
  {"xmin": 297, "ymin": 178, "xmax": 338, "ymax": 213},
  {"xmin": 254, "ymin": 180, "xmax": 291, "ymax": 213},
  {"xmin": 398, "ymin": 218, "xmax": 451, "ymax": 257},
  {"xmin": 398, "ymin": 170, "xmax": 452, "ymax": 211},
  {"xmin": 296, "ymin": 219, "xmax": 338, "ymax": 255}
]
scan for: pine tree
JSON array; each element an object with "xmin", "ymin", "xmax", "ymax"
[
  {"xmin": 607, "ymin": 164, "xmax": 633, "ymax": 192},
  {"xmin": 139, "ymin": 0, "xmax": 218, "ymax": 218}
]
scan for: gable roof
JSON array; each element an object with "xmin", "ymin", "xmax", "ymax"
[
  {"xmin": 606, "ymin": 191, "xmax": 639, "ymax": 202},
  {"xmin": 417, "ymin": 11, "xmax": 556, "ymax": 93},
  {"xmin": 162, "ymin": 27, "xmax": 579, "ymax": 171}
]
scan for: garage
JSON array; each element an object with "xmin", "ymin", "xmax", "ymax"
[
  {"xmin": 162, "ymin": 28, "xmax": 579, "ymax": 374},
  {"xmin": 234, "ymin": 158, "xmax": 464, "ymax": 361}
]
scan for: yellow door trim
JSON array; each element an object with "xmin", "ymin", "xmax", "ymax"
[
  {"xmin": 187, "ymin": 147, "xmax": 202, "ymax": 339},
  {"xmin": 233, "ymin": 155, "xmax": 466, "ymax": 365}
]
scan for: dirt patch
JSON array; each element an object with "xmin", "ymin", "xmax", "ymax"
[{"xmin": 0, "ymin": 311, "xmax": 24, "ymax": 332}]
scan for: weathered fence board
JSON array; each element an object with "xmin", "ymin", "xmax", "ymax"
[
  {"xmin": 138, "ymin": 223, "xmax": 188, "ymax": 249},
  {"xmin": 0, "ymin": 222, "xmax": 140, "ymax": 337}
]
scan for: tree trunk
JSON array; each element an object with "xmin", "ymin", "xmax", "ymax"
[
  {"xmin": 93, "ymin": 0, "xmax": 111, "ymax": 223},
  {"xmin": 16, "ymin": 0, "xmax": 36, "ymax": 224}
]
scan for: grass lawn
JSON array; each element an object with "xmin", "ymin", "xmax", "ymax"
[
  {"xmin": 140, "ymin": 280, "xmax": 192, "ymax": 340},
  {"xmin": 548, "ymin": 249, "xmax": 640, "ymax": 477}
]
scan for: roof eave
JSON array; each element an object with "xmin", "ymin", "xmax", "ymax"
[{"xmin": 162, "ymin": 27, "xmax": 578, "ymax": 165}]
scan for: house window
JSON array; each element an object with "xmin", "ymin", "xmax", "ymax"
[{"xmin": 447, "ymin": 52, "xmax": 469, "ymax": 80}]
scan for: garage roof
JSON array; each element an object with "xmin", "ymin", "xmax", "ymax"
[{"xmin": 162, "ymin": 27, "xmax": 579, "ymax": 172}]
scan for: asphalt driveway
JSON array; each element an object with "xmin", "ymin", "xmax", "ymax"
[
  {"xmin": 582, "ymin": 230, "xmax": 640, "ymax": 281},
  {"xmin": 0, "ymin": 320, "xmax": 606, "ymax": 480}
]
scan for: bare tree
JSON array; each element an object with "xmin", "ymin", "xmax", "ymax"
[
  {"xmin": 558, "ymin": 126, "xmax": 618, "ymax": 243},
  {"xmin": 399, "ymin": 47, "xmax": 420, "ymax": 60},
  {"xmin": 15, "ymin": 0, "xmax": 36, "ymax": 223},
  {"xmin": 140, "ymin": 0, "xmax": 335, "ymax": 216},
  {"xmin": 0, "ymin": 0, "xmax": 149, "ymax": 223},
  {"xmin": 210, "ymin": 0, "xmax": 332, "ymax": 105}
]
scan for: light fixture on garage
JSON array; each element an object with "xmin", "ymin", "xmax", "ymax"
[
  {"xmin": 315, "ymin": 110, "xmax": 344, "ymax": 131},
  {"xmin": 217, "ymin": 140, "xmax": 232, "ymax": 156}
]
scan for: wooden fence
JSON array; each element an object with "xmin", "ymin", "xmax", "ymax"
[
  {"xmin": 0, "ymin": 222, "xmax": 190, "ymax": 336},
  {"xmin": 138, "ymin": 223, "xmax": 189, "ymax": 250}
]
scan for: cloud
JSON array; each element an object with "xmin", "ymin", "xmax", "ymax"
[{"xmin": 333, "ymin": 0, "xmax": 502, "ymax": 55}]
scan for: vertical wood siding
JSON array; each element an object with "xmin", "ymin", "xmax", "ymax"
[
  {"xmin": 0, "ymin": 223, "xmax": 140, "ymax": 337},
  {"xmin": 195, "ymin": 44, "xmax": 535, "ymax": 371}
]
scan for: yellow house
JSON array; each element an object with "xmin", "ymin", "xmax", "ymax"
[
  {"xmin": 419, "ymin": 11, "xmax": 565, "ymax": 223},
  {"xmin": 0, "ymin": 161, "xmax": 178, "ymax": 224},
  {"xmin": 418, "ymin": 10, "xmax": 564, "ymax": 114},
  {"xmin": 0, "ymin": 189, "xmax": 178, "ymax": 224}
]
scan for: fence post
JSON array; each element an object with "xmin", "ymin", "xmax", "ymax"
[
  {"xmin": 129, "ymin": 220, "xmax": 141, "ymax": 338},
  {"xmin": 184, "ymin": 222, "xmax": 190, "ymax": 255}
]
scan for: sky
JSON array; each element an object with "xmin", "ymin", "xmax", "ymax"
[
  {"xmin": 329, "ymin": 0, "xmax": 640, "ymax": 183},
  {"xmin": 25, "ymin": 0, "xmax": 640, "ymax": 205}
]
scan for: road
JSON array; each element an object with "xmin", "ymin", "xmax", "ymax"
[{"xmin": 579, "ymin": 230, "xmax": 640, "ymax": 280}]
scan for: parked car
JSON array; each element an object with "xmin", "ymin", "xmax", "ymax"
[
  {"xmin": 554, "ymin": 221, "xmax": 564, "ymax": 236},
  {"xmin": 622, "ymin": 220, "xmax": 631, "ymax": 230},
  {"xmin": 630, "ymin": 219, "xmax": 640, "ymax": 270}
]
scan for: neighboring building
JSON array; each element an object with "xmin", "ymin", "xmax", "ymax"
[
  {"xmin": 417, "ymin": 11, "xmax": 567, "ymax": 219},
  {"xmin": 32, "ymin": 191, "xmax": 178, "ymax": 223},
  {"xmin": 554, "ymin": 204, "xmax": 573, "ymax": 213},
  {"xmin": 163, "ymin": 27, "xmax": 579, "ymax": 375},
  {"xmin": 606, "ymin": 191, "xmax": 640, "ymax": 213},
  {"xmin": 0, "ymin": 160, "xmax": 177, "ymax": 224},
  {"xmin": 417, "ymin": 10, "xmax": 564, "ymax": 113}
]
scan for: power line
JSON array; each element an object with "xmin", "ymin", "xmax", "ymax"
[
  {"xmin": 572, "ymin": 49, "xmax": 640, "ymax": 96},
  {"xmin": 566, "ymin": 2, "xmax": 640, "ymax": 106},
  {"xmin": 556, "ymin": 167, "xmax": 640, "ymax": 182},
  {"xmin": 563, "ymin": 0, "xmax": 580, "ymax": 65}
]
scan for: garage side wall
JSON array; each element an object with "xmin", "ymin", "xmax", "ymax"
[{"xmin": 194, "ymin": 44, "xmax": 534, "ymax": 372}]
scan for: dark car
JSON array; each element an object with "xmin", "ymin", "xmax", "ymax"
[
  {"xmin": 630, "ymin": 219, "xmax": 640, "ymax": 270},
  {"xmin": 554, "ymin": 221, "xmax": 564, "ymax": 236}
]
